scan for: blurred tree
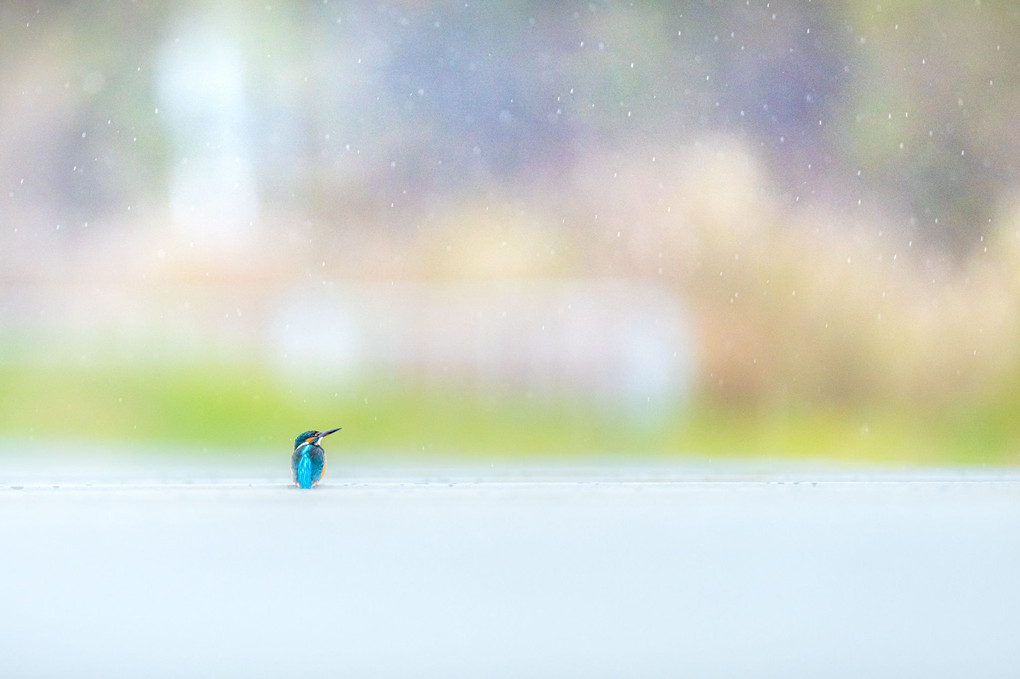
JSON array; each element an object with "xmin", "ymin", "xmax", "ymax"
[{"xmin": 831, "ymin": 1, "xmax": 1020, "ymax": 253}]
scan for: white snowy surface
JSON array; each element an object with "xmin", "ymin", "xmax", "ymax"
[{"xmin": 1, "ymin": 458, "xmax": 1019, "ymax": 678}]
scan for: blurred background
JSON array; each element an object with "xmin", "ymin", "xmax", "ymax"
[{"xmin": 1, "ymin": 0, "xmax": 1019, "ymax": 465}]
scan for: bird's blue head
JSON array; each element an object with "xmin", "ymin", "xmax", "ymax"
[{"xmin": 294, "ymin": 427, "xmax": 342, "ymax": 450}]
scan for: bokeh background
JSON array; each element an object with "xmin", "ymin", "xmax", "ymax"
[{"xmin": 2, "ymin": 1, "xmax": 1019, "ymax": 464}]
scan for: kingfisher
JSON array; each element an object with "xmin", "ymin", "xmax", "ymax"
[{"xmin": 292, "ymin": 427, "xmax": 342, "ymax": 489}]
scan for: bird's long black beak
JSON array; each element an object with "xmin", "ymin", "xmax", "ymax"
[{"xmin": 321, "ymin": 427, "xmax": 342, "ymax": 438}]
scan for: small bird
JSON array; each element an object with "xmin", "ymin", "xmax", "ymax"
[{"xmin": 292, "ymin": 427, "xmax": 342, "ymax": 489}]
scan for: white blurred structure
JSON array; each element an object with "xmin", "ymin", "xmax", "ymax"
[
  {"xmin": 156, "ymin": 15, "xmax": 258, "ymax": 249},
  {"xmin": 272, "ymin": 280, "xmax": 694, "ymax": 408},
  {"xmin": 0, "ymin": 280, "xmax": 694, "ymax": 408}
]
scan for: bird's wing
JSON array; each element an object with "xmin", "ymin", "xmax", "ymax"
[{"xmin": 311, "ymin": 449, "xmax": 326, "ymax": 484}]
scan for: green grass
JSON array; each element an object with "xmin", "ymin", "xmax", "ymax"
[
  {"xmin": 0, "ymin": 362, "xmax": 678, "ymax": 456},
  {"xmin": 0, "ymin": 362, "xmax": 1018, "ymax": 465}
]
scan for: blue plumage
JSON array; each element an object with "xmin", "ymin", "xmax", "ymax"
[
  {"xmin": 295, "ymin": 446, "xmax": 313, "ymax": 489},
  {"xmin": 291, "ymin": 427, "xmax": 341, "ymax": 489}
]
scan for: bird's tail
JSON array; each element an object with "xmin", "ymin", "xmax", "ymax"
[{"xmin": 296, "ymin": 451, "xmax": 313, "ymax": 489}]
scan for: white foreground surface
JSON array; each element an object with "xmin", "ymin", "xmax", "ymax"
[{"xmin": 1, "ymin": 460, "xmax": 1019, "ymax": 678}]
